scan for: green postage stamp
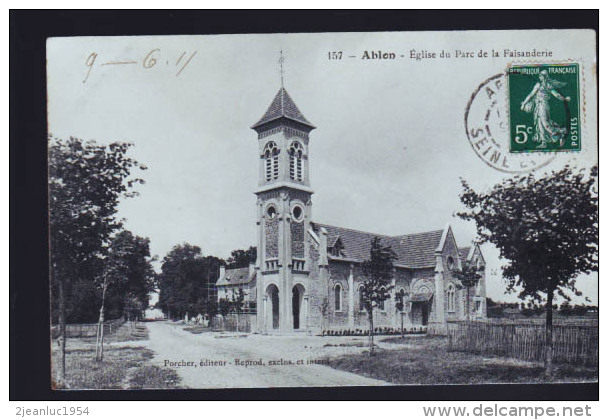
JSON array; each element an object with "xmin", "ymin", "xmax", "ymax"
[{"xmin": 508, "ymin": 63, "xmax": 580, "ymax": 153}]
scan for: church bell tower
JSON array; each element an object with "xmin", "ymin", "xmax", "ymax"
[{"xmin": 252, "ymin": 81, "xmax": 316, "ymax": 333}]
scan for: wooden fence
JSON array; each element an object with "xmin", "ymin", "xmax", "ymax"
[
  {"xmin": 51, "ymin": 317, "xmax": 125, "ymax": 339},
  {"xmin": 447, "ymin": 320, "xmax": 598, "ymax": 366},
  {"xmin": 211, "ymin": 314, "xmax": 256, "ymax": 333}
]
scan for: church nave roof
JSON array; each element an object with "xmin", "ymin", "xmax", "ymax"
[{"xmin": 311, "ymin": 222, "xmax": 446, "ymax": 269}]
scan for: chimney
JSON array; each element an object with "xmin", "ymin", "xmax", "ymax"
[
  {"xmin": 219, "ymin": 265, "xmax": 226, "ymax": 280},
  {"xmin": 249, "ymin": 262, "xmax": 255, "ymax": 278}
]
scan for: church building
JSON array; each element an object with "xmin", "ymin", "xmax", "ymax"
[{"xmin": 216, "ymin": 85, "xmax": 487, "ymax": 335}]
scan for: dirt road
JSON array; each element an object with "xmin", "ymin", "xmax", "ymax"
[{"xmin": 144, "ymin": 321, "xmax": 388, "ymax": 388}]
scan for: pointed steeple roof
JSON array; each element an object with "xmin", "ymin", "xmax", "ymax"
[{"xmin": 252, "ymin": 87, "xmax": 315, "ymax": 130}]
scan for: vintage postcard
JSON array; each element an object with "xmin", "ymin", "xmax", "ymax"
[{"xmin": 47, "ymin": 29, "xmax": 597, "ymax": 390}]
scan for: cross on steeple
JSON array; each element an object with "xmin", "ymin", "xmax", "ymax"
[
  {"xmin": 251, "ymin": 52, "xmax": 315, "ymax": 131},
  {"xmin": 279, "ymin": 50, "xmax": 285, "ymax": 89}
]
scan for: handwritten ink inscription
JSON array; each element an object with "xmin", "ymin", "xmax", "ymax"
[{"xmin": 83, "ymin": 49, "xmax": 197, "ymax": 83}]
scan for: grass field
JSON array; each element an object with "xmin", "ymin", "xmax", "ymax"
[
  {"xmin": 52, "ymin": 322, "xmax": 181, "ymax": 389},
  {"xmin": 328, "ymin": 335, "xmax": 598, "ymax": 385}
]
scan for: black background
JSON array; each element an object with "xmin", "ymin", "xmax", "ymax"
[{"xmin": 9, "ymin": 9, "xmax": 599, "ymax": 401}]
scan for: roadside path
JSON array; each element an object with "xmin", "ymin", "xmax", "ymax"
[{"xmin": 145, "ymin": 321, "xmax": 388, "ymax": 388}]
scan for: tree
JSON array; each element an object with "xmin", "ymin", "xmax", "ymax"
[
  {"xmin": 218, "ymin": 298, "xmax": 232, "ymax": 317},
  {"xmin": 157, "ymin": 244, "xmax": 224, "ymax": 319},
  {"xmin": 49, "ymin": 136, "xmax": 145, "ymax": 384},
  {"xmin": 199, "ymin": 255, "xmax": 224, "ymax": 316},
  {"xmin": 572, "ymin": 304, "xmax": 590, "ymax": 316},
  {"xmin": 453, "ymin": 262, "xmax": 484, "ymax": 320},
  {"xmin": 231, "ymin": 288, "xmax": 246, "ymax": 332},
  {"xmin": 361, "ymin": 237, "xmax": 397, "ymax": 354},
  {"xmin": 459, "ymin": 165, "xmax": 598, "ymax": 375},
  {"xmin": 226, "ymin": 247, "xmax": 257, "ymax": 269},
  {"xmin": 216, "ymin": 289, "xmax": 247, "ymax": 332},
  {"xmin": 94, "ymin": 234, "xmax": 129, "ymax": 361},
  {"xmin": 394, "ymin": 289, "xmax": 406, "ymax": 337},
  {"xmin": 103, "ymin": 230, "xmax": 156, "ymax": 320},
  {"xmin": 559, "ymin": 301, "xmax": 573, "ymax": 316},
  {"xmin": 94, "ymin": 230, "xmax": 156, "ymax": 360}
]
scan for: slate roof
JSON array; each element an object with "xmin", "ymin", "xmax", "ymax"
[
  {"xmin": 311, "ymin": 222, "xmax": 444, "ymax": 269},
  {"xmin": 458, "ymin": 247, "xmax": 471, "ymax": 262},
  {"xmin": 252, "ymin": 87, "xmax": 315, "ymax": 129},
  {"xmin": 216, "ymin": 267, "xmax": 255, "ymax": 287},
  {"xmin": 391, "ymin": 230, "xmax": 445, "ymax": 269},
  {"xmin": 327, "ymin": 235, "xmax": 341, "ymax": 248}
]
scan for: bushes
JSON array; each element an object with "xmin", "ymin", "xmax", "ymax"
[{"xmin": 322, "ymin": 326, "xmax": 427, "ymax": 336}]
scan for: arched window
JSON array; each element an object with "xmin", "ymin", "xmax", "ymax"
[
  {"xmin": 263, "ymin": 142, "xmax": 279, "ymax": 181},
  {"xmin": 288, "ymin": 141, "xmax": 304, "ymax": 181},
  {"xmin": 266, "ymin": 205, "xmax": 277, "ymax": 219},
  {"xmin": 358, "ymin": 285, "xmax": 366, "ymax": 312},
  {"xmin": 379, "ymin": 287, "xmax": 386, "ymax": 310},
  {"xmin": 447, "ymin": 283, "xmax": 456, "ymax": 312},
  {"xmin": 334, "ymin": 284, "xmax": 342, "ymax": 311}
]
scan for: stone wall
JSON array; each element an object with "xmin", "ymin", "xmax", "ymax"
[
  {"xmin": 441, "ymin": 230, "xmax": 464, "ymax": 321},
  {"xmin": 305, "ymin": 234, "xmax": 325, "ymax": 333},
  {"xmin": 265, "ymin": 217, "xmax": 278, "ymax": 258},
  {"xmin": 324, "ymin": 263, "xmax": 417, "ymax": 329},
  {"xmin": 327, "ymin": 261, "xmax": 350, "ymax": 327},
  {"xmin": 291, "ymin": 221, "xmax": 305, "ymax": 258}
]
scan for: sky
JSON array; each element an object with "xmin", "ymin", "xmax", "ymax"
[{"xmin": 47, "ymin": 30, "xmax": 598, "ymax": 304}]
